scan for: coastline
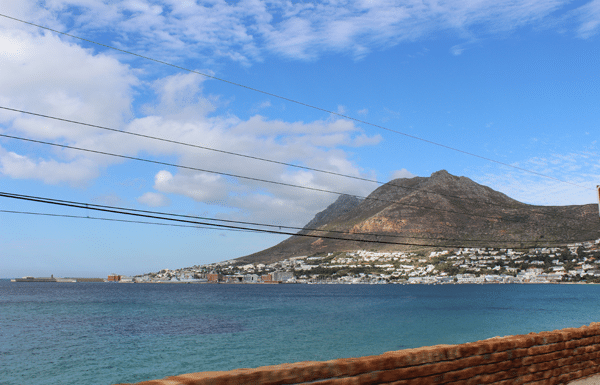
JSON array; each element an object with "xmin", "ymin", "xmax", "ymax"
[
  {"xmin": 133, "ymin": 240, "xmax": 600, "ymax": 285},
  {"xmin": 9, "ymin": 277, "xmax": 600, "ymax": 285}
]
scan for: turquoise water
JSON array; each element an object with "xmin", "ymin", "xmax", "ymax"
[{"xmin": 2, "ymin": 280, "xmax": 600, "ymax": 384}]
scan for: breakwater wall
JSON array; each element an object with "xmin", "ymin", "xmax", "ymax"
[{"xmin": 124, "ymin": 323, "xmax": 600, "ymax": 385}]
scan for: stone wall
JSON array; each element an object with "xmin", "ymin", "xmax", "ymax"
[{"xmin": 123, "ymin": 322, "xmax": 600, "ymax": 385}]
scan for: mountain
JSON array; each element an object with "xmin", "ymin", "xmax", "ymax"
[
  {"xmin": 236, "ymin": 170, "xmax": 599, "ymax": 264},
  {"xmin": 302, "ymin": 194, "xmax": 363, "ymax": 230}
]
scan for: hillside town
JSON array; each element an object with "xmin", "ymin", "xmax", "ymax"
[{"xmin": 132, "ymin": 239, "xmax": 600, "ymax": 284}]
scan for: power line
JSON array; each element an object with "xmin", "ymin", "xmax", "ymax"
[
  {"xmin": 0, "ymin": 209, "xmax": 253, "ymax": 232},
  {"xmin": 2, "ymin": 106, "xmax": 594, "ymax": 227},
  {"xmin": 0, "ymin": 192, "xmax": 584, "ymax": 248},
  {"xmin": 0, "ymin": 131, "xmax": 362, "ymax": 195},
  {"xmin": 2, "ymin": 191, "xmax": 572, "ymax": 246},
  {"xmin": 0, "ymin": 14, "xmax": 592, "ymax": 261},
  {"xmin": 0, "ymin": 132, "xmax": 551, "ymax": 225},
  {"xmin": 0, "ymin": 191, "xmax": 322, "ymax": 233},
  {"xmin": 0, "ymin": 106, "xmax": 378, "ymax": 186},
  {"xmin": 0, "ymin": 191, "xmax": 485, "ymax": 248},
  {"xmin": 0, "ymin": 13, "xmax": 592, "ymax": 192},
  {"xmin": 0, "ymin": 105, "xmax": 559, "ymax": 217}
]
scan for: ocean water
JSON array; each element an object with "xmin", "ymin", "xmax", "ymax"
[{"xmin": 2, "ymin": 281, "xmax": 600, "ymax": 385}]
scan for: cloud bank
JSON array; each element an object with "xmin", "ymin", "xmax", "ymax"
[
  {"xmin": 2, "ymin": 0, "xmax": 598, "ymax": 225},
  {"xmin": 2, "ymin": 0, "xmax": 599, "ymax": 65},
  {"xmin": 0, "ymin": 25, "xmax": 381, "ymax": 225}
]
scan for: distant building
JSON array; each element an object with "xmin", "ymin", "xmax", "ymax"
[
  {"xmin": 271, "ymin": 271, "xmax": 293, "ymax": 282},
  {"xmin": 261, "ymin": 274, "xmax": 273, "ymax": 282},
  {"xmin": 206, "ymin": 273, "xmax": 222, "ymax": 282},
  {"xmin": 107, "ymin": 274, "xmax": 121, "ymax": 282},
  {"xmin": 244, "ymin": 274, "xmax": 260, "ymax": 283},
  {"xmin": 224, "ymin": 275, "xmax": 244, "ymax": 283}
]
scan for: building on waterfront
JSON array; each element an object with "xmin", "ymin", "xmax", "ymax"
[
  {"xmin": 107, "ymin": 274, "xmax": 122, "ymax": 282},
  {"xmin": 271, "ymin": 271, "xmax": 293, "ymax": 282},
  {"xmin": 223, "ymin": 275, "xmax": 244, "ymax": 283},
  {"xmin": 261, "ymin": 274, "xmax": 273, "ymax": 282},
  {"xmin": 244, "ymin": 274, "xmax": 260, "ymax": 283},
  {"xmin": 206, "ymin": 273, "xmax": 222, "ymax": 282}
]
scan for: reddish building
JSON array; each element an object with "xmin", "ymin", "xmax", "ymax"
[
  {"xmin": 261, "ymin": 274, "xmax": 273, "ymax": 283},
  {"xmin": 206, "ymin": 273, "xmax": 223, "ymax": 283}
]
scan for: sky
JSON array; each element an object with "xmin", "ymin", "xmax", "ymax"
[{"xmin": 0, "ymin": 0, "xmax": 599, "ymax": 278}]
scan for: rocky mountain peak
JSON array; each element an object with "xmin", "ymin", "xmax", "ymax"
[
  {"xmin": 235, "ymin": 170, "xmax": 599, "ymax": 264},
  {"xmin": 430, "ymin": 169, "xmax": 452, "ymax": 179}
]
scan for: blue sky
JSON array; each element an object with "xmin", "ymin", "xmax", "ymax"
[{"xmin": 1, "ymin": 0, "xmax": 599, "ymax": 278}]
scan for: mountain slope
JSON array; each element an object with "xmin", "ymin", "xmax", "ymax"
[{"xmin": 236, "ymin": 170, "xmax": 599, "ymax": 264}]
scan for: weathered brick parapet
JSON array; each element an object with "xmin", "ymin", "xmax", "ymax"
[{"xmin": 122, "ymin": 323, "xmax": 600, "ymax": 385}]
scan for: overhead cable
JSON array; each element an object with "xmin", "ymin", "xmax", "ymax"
[
  {"xmin": 0, "ymin": 13, "xmax": 592, "ymax": 191},
  {"xmin": 0, "ymin": 209, "xmax": 254, "ymax": 232},
  {"xmin": 0, "ymin": 192, "xmax": 575, "ymax": 248},
  {"xmin": 1, "ymin": 191, "xmax": 575, "ymax": 246},
  {"xmin": 0, "ymin": 132, "xmax": 555, "ymax": 224},
  {"xmin": 0, "ymin": 191, "xmax": 477, "ymax": 248},
  {"xmin": 0, "ymin": 105, "xmax": 573, "ymax": 217},
  {"xmin": 0, "ymin": 106, "xmax": 378, "ymax": 185}
]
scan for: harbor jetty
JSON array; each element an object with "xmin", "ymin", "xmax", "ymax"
[{"xmin": 11, "ymin": 275, "xmax": 105, "ymax": 283}]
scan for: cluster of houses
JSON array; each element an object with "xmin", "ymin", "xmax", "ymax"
[
  {"xmin": 132, "ymin": 239, "xmax": 600, "ymax": 284},
  {"xmin": 133, "ymin": 268, "xmax": 295, "ymax": 284}
]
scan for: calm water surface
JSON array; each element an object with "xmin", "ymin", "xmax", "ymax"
[{"xmin": 2, "ymin": 280, "xmax": 600, "ymax": 384}]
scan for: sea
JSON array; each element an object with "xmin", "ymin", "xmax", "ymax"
[{"xmin": 2, "ymin": 280, "xmax": 600, "ymax": 385}]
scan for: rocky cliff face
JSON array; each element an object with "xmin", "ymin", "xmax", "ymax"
[
  {"xmin": 302, "ymin": 194, "xmax": 362, "ymax": 231},
  {"xmin": 236, "ymin": 170, "xmax": 599, "ymax": 264}
]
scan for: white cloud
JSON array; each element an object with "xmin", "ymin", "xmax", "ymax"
[
  {"xmin": 137, "ymin": 192, "xmax": 171, "ymax": 207},
  {"xmin": 0, "ymin": 29, "xmax": 136, "ymax": 136},
  {"xmin": 450, "ymin": 45, "xmax": 465, "ymax": 56},
  {"xmin": 351, "ymin": 133, "xmax": 383, "ymax": 147},
  {"xmin": 0, "ymin": 147, "xmax": 99, "ymax": 186},
  {"xmin": 224, "ymin": 191, "xmax": 335, "ymax": 227},
  {"xmin": 139, "ymin": 108, "xmax": 379, "ymax": 224},
  {"xmin": 0, "ymin": 21, "xmax": 139, "ymax": 184},
  {"xmin": 256, "ymin": 100, "xmax": 272, "ymax": 110},
  {"xmin": 6, "ymin": 0, "xmax": 598, "ymax": 226},
  {"xmin": 103, "ymin": 72, "xmax": 381, "ymax": 225},
  {"xmin": 0, "ymin": 22, "xmax": 381, "ymax": 224},
  {"xmin": 476, "ymin": 151, "xmax": 600, "ymax": 206},
  {"xmin": 5, "ymin": 0, "xmax": 593, "ymax": 65},
  {"xmin": 142, "ymin": 72, "xmax": 216, "ymax": 119},
  {"xmin": 574, "ymin": 0, "xmax": 600, "ymax": 38},
  {"xmin": 153, "ymin": 170, "xmax": 230, "ymax": 203},
  {"xmin": 390, "ymin": 168, "xmax": 416, "ymax": 180}
]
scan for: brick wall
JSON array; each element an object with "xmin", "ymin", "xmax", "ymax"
[{"xmin": 122, "ymin": 322, "xmax": 600, "ymax": 385}]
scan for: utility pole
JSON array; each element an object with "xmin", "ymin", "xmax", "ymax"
[{"xmin": 597, "ymin": 185, "xmax": 600, "ymax": 217}]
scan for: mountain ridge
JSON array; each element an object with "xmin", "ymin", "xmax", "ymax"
[{"xmin": 235, "ymin": 170, "xmax": 599, "ymax": 264}]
